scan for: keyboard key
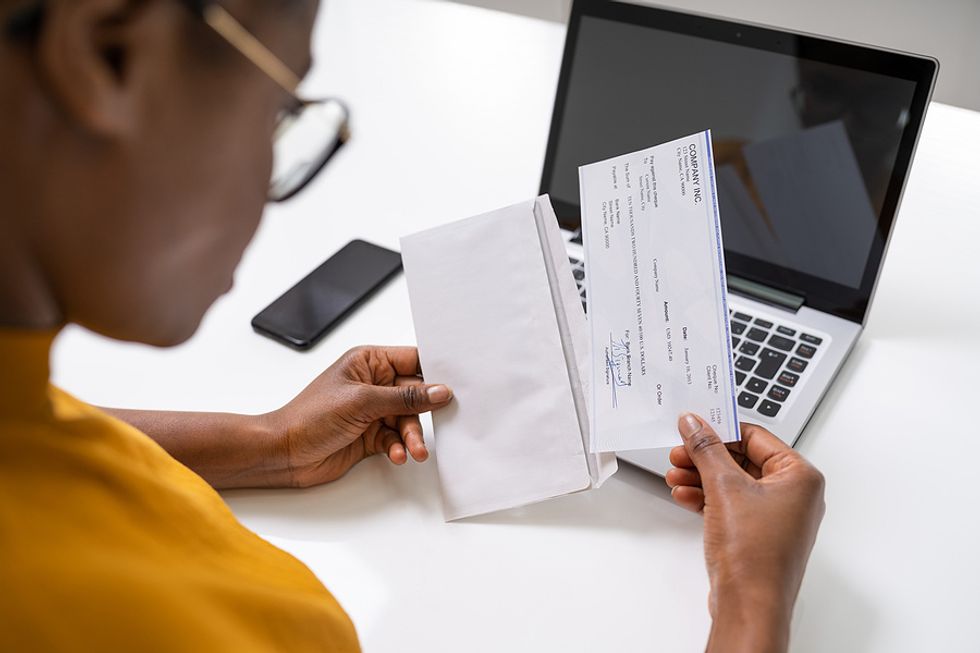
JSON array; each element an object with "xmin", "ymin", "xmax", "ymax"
[
  {"xmin": 755, "ymin": 348, "xmax": 787, "ymax": 379},
  {"xmin": 732, "ymin": 337, "xmax": 741, "ymax": 349},
  {"xmin": 754, "ymin": 319, "xmax": 773, "ymax": 329},
  {"xmin": 731, "ymin": 321, "xmax": 747, "ymax": 335},
  {"xmin": 569, "ymin": 257, "xmax": 582, "ymax": 266},
  {"xmin": 739, "ymin": 341, "xmax": 760, "ymax": 356},
  {"xmin": 768, "ymin": 385, "xmax": 791, "ymax": 402},
  {"xmin": 776, "ymin": 325, "xmax": 797, "ymax": 337},
  {"xmin": 735, "ymin": 371, "xmax": 746, "ymax": 386},
  {"xmin": 733, "ymin": 312, "xmax": 752, "ymax": 322},
  {"xmin": 746, "ymin": 377, "xmax": 768, "ymax": 394},
  {"xmin": 758, "ymin": 400, "xmax": 781, "ymax": 417},
  {"xmin": 573, "ymin": 268, "xmax": 585, "ymax": 281},
  {"xmin": 768, "ymin": 335, "xmax": 795, "ymax": 351},
  {"xmin": 747, "ymin": 327, "xmax": 768, "ymax": 342},
  {"xmin": 787, "ymin": 357, "xmax": 808, "ymax": 373},
  {"xmin": 738, "ymin": 392, "xmax": 760, "ymax": 409},
  {"xmin": 800, "ymin": 333, "xmax": 823, "ymax": 345},
  {"xmin": 735, "ymin": 356, "xmax": 757, "ymax": 372},
  {"xmin": 777, "ymin": 371, "xmax": 799, "ymax": 388},
  {"xmin": 796, "ymin": 343, "xmax": 817, "ymax": 359}
]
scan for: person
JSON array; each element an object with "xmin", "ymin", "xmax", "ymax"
[{"xmin": 0, "ymin": 1, "xmax": 825, "ymax": 651}]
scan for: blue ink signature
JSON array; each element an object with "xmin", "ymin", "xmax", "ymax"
[{"xmin": 606, "ymin": 333, "xmax": 631, "ymax": 408}]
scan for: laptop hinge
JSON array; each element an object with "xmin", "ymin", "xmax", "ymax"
[{"xmin": 728, "ymin": 275, "xmax": 805, "ymax": 313}]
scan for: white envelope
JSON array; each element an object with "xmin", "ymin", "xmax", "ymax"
[{"xmin": 401, "ymin": 196, "xmax": 617, "ymax": 521}]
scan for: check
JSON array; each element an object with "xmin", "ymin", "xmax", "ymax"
[{"xmin": 580, "ymin": 130, "xmax": 740, "ymax": 452}]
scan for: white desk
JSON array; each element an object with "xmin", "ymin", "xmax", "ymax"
[{"xmin": 52, "ymin": 0, "xmax": 980, "ymax": 650}]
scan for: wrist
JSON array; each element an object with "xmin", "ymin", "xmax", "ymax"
[
  {"xmin": 244, "ymin": 410, "xmax": 295, "ymax": 488},
  {"xmin": 708, "ymin": 583, "xmax": 793, "ymax": 653},
  {"xmin": 205, "ymin": 411, "xmax": 293, "ymax": 490}
]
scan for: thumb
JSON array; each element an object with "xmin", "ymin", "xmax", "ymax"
[
  {"xmin": 355, "ymin": 382, "xmax": 453, "ymax": 420},
  {"xmin": 677, "ymin": 413, "xmax": 739, "ymax": 479}
]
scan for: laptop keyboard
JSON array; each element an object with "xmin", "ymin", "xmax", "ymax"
[
  {"xmin": 728, "ymin": 307, "xmax": 828, "ymax": 420},
  {"xmin": 569, "ymin": 257, "xmax": 587, "ymax": 311},
  {"xmin": 568, "ymin": 254, "xmax": 829, "ymax": 421}
]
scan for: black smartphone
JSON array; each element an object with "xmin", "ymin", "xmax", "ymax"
[{"xmin": 251, "ymin": 240, "xmax": 403, "ymax": 351}]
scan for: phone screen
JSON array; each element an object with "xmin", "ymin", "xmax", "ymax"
[{"xmin": 251, "ymin": 240, "xmax": 403, "ymax": 350}]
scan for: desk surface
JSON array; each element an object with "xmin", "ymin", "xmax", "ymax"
[{"xmin": 52, "ymin": 0, "xmax": 980, "ymax": 651}]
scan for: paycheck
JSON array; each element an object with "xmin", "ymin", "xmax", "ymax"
[{"xmin": 580, "ymin": 130, "xmax": 741, "ymax": 453}]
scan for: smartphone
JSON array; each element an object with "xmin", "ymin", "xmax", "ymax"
[{"xmin": 251, "ymin": 240, "xmax": 403, "ymax": 350}]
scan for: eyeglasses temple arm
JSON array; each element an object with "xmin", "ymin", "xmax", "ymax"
[{"xmin": 202, "ymin": 4, "xmax": 303, "ymax": 96}]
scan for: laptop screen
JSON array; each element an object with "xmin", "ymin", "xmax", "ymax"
[{"xmin": 540, "ymin": 1, "xmax": 937, "ymax": 322}]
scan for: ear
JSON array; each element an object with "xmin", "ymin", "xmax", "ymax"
[{"xmin": 35, "ymin": 0, "xmax": 151, "ymax": 137}]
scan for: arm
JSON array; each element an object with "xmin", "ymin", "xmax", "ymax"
[
  {"xmin": 102, "ymin": 408, "xmax": 288, "ymax": 489},
  {"xmin": 105, "ymin": 346, "xmax": 453, "ymax": 490},
  {"xmin": 667, "ymin": 415, "xmax": 826, "ymax": 653}
]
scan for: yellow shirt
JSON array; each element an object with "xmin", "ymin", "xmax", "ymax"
[{"xmin": 0, "ymin": 331, "xmax": 360, "ymax": 652}]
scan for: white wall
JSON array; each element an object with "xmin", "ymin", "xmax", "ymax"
[{"xmin": 446, "ymin": 0, "xmax": 980, "ymax": 111}]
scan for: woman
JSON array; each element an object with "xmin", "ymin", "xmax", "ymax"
[{"xmin": 0, "ymin": 1, "xmax": 825, "ymax": 651}]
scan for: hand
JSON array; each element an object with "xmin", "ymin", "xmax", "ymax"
[
  {"xmin": 666, "ymin": 414, "xmax": 825, "ymax": 653},
  {"xmin": 263, "ymin": 346, "xmax": 453, "ymax": 488}
]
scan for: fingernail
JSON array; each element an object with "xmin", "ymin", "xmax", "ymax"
[
  {"xmin": 427, "ymin": 385, "xmax": 452, "ymax": 403},
  {"xmin": 679, "ymin": 413, "xmax": 703, "ymax": 439}
]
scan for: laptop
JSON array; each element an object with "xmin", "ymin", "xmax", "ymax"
[{"xmin": 539, "ymin": 0, "xmax": 938, "ymax": 475}]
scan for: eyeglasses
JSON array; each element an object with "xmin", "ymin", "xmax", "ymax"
[{"xmin": 191, "ymin": 1, "xmax": 350, "ymax": 202}]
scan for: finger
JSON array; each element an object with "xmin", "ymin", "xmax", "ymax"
[
  {"xmin": 727, "ymin": 447, "xmax": 764, "ymax": 479},
  {"xmin": 673, "ymin": 433, "xmax": 759, "ymax": 476},
  {"xmin": 738, "ymin": 422, "xmax": 793, "ymax": 473},
  {"xmin": 392, "ymin": 377, "xmax": 429, "ymax": 461},
  {"xmin": 378, "ymin": 347, "xmax": 425, "ymax": 377},
  {"xmin": 665, "ymin": 466, "xmax": 701, "ymax": 489},
  {"xmin": 676, "ymin": 437, "xmax": 760, "ymax": 470},
  {"xmin": 670, "ymin": 485, "xmax": 706, "ymax": 513},
  {"xmin": 677, "ymin": 413, "xmax": 741, "ymax": 483},
  {"xmin": 398, "ymin": 414, "xmax": 429, "ymax": 462},
  {"xmin": 673, "ymin": 438, "xmax": 759, "ymax": 478},
  {"xmin": 376, "ymin": 425, "xmax": 407, "ymax": 465},
  {"xmin": 356, "ymin": 381, "xmax": 453, "ymax": 420},
  {"xmin": 669, "ymin": 444, "xmax": 695, "ymax": 469}
]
